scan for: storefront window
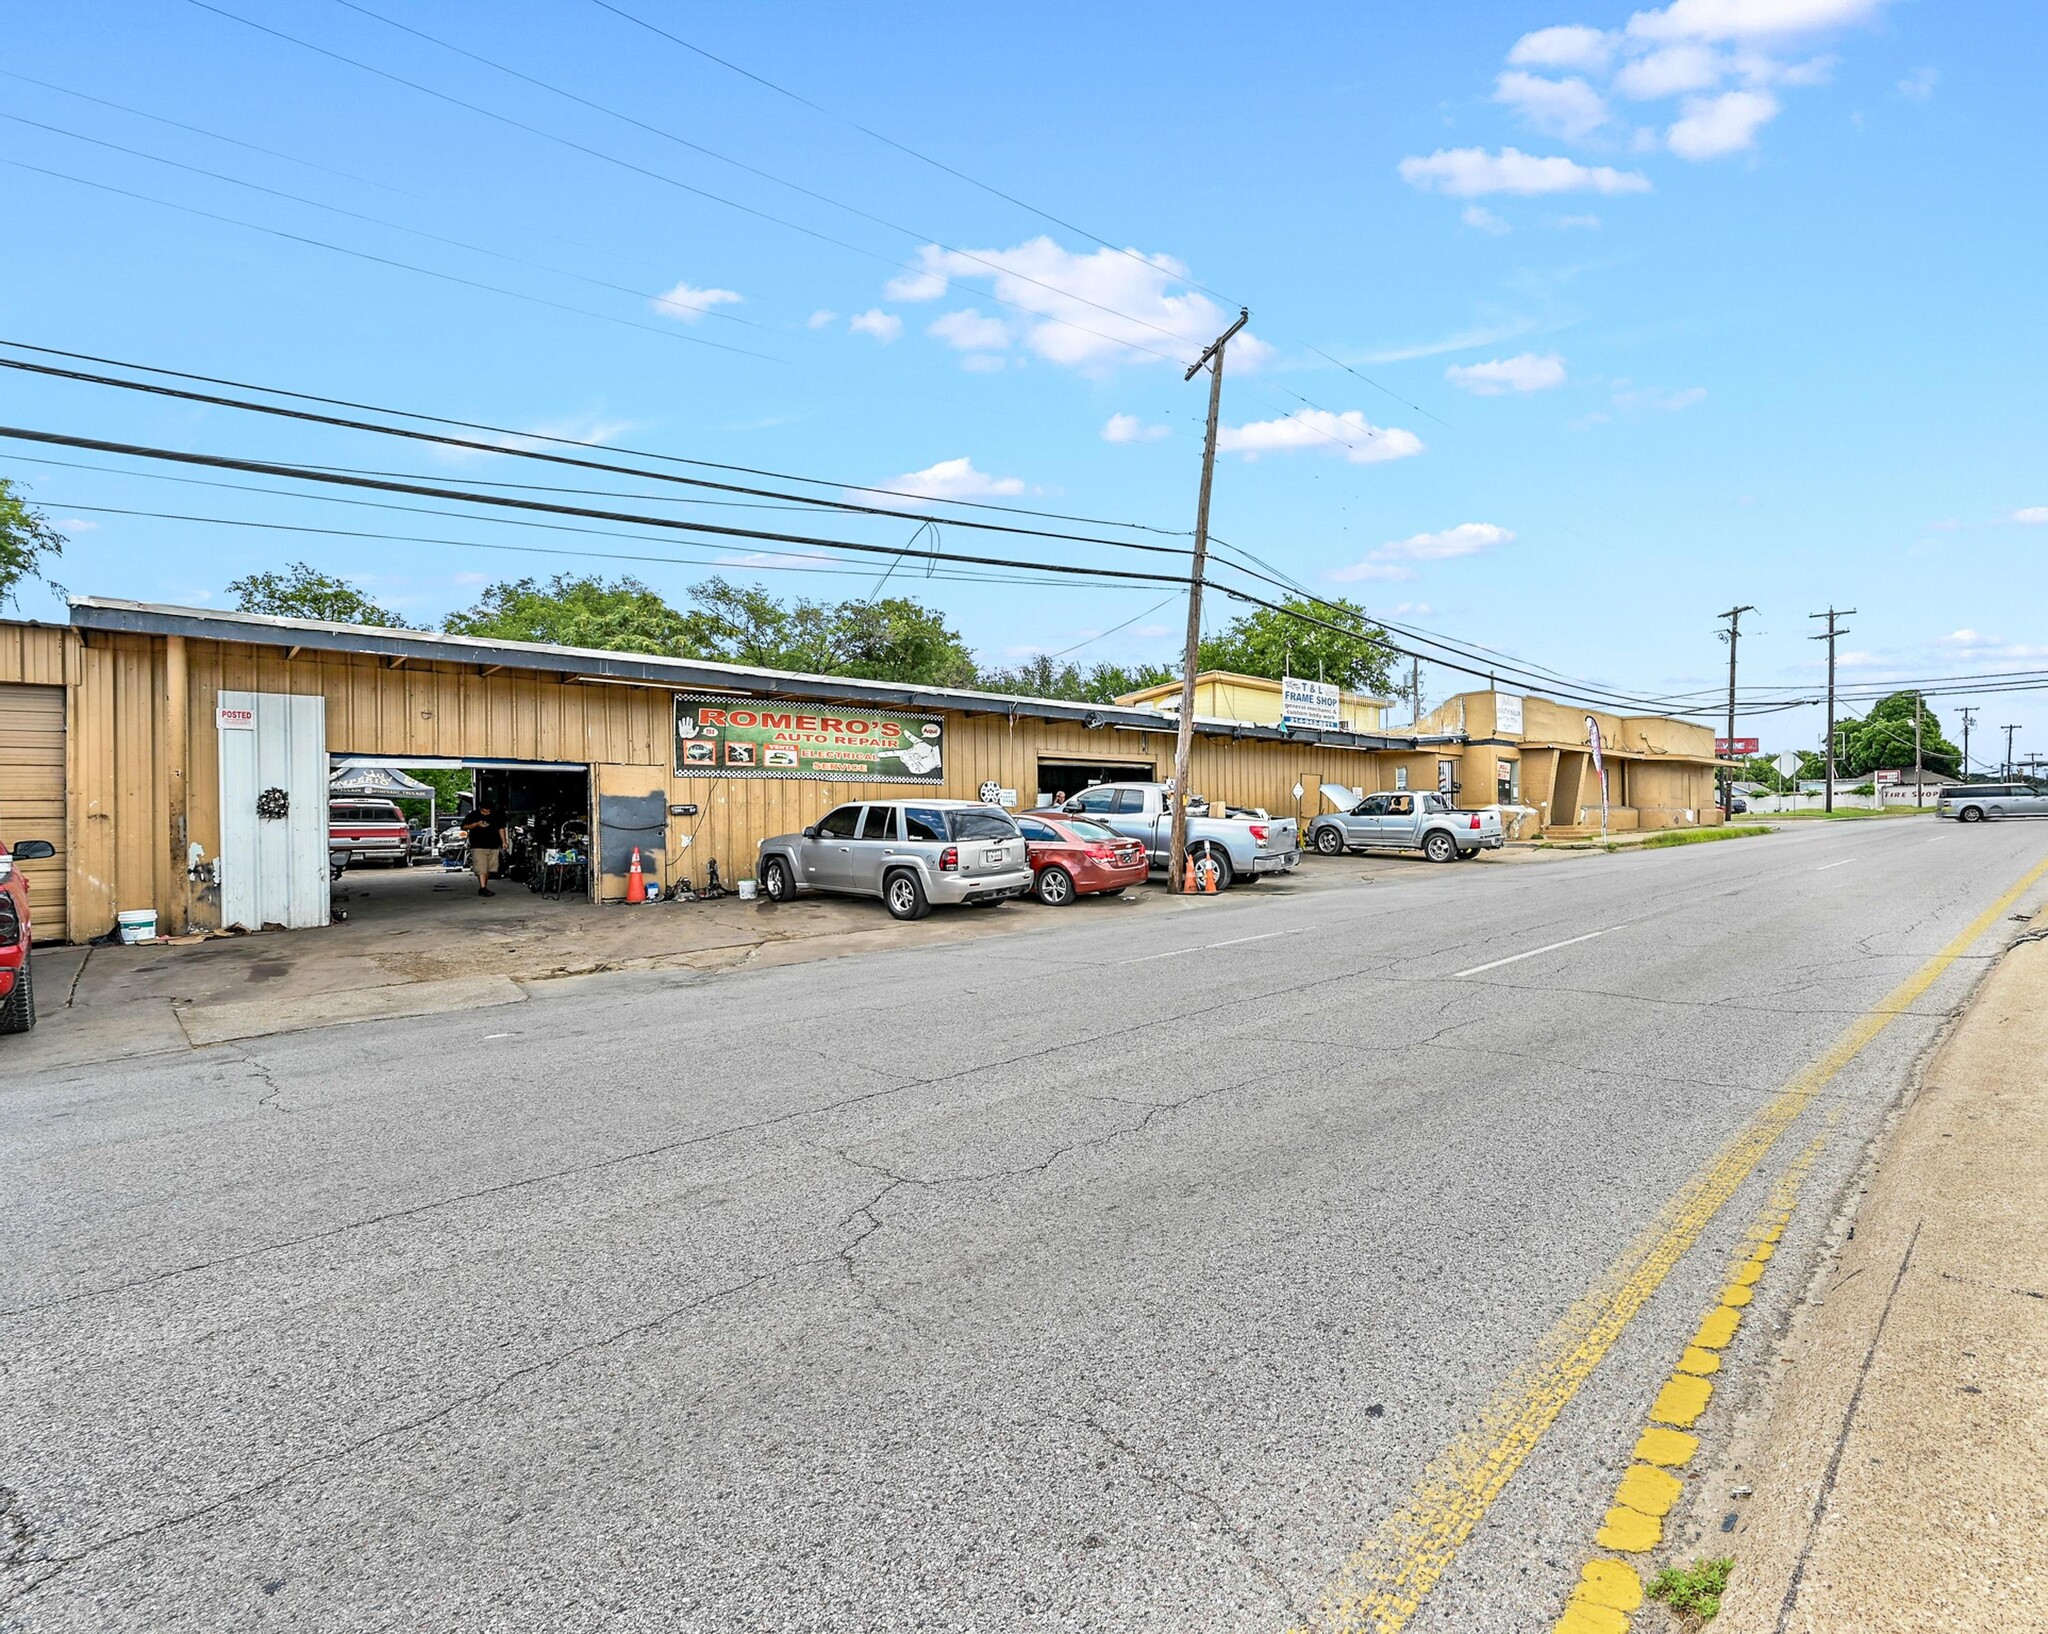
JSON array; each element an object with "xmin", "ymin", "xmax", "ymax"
[{"xmin": 1496, "ymin": 759, "xmax": 1520, "ymax": 806}]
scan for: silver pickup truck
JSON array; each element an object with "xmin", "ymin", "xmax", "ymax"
[
  {"xmin": 1058, "ymin": 782, "xmax": 1299, "ymax": 890},
  {"xmin": 1308, "ymin": 789, "xmax": 1504, "ymax": 862}
]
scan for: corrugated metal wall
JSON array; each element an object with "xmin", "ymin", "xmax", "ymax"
[{"xmin": 6, "ymin": 622, "xmax": 1726, "ymax": 936}]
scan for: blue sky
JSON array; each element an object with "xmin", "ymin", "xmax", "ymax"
[{"xmin": 4, "ymin": 0, "xmax": 2043, "ymax": 766}]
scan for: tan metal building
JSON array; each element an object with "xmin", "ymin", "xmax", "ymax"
[{"xmin": 0, "ymin": 600, "xmax": 1724, "ymax": 943}]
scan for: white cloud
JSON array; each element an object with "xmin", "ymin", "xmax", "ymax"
[
  {"xmin": 1552, "ymin": 212, "xmax": 1604, "ymax": 229},
  {"xmin": 1102, "ymin": 413, "xmax": 1169, "ymax": 444},
  {"xmin": 1131, "ymin": 624, "xmax": 1174, "ymax": 638},
  {"xmin": 54, "ymin": 517, "xmax": 99, "ymax": 532},
  {"xmin": 1446, "ymin": 352, "xmax": 1567, "ymax": 395},
  {"xmin": 650, "ymin": 281, "xmax": 742, "ymax": 323},
  {"xmin": 1328, "ymin": 561, "xmax": 1418, "ymax": 583},
  {"xmin": 1508, "ymin": 25, "xmax": 1618, "ymax": 69},
  {"xmin": 1379, "ymin": 522, "xmax": 1517, "ymax": 562},
  {"xmin": 880, "ymin": 236, "xmax": 1262, "ymax": 373},
  {"xmin": 1354, "ymin": 321, "xmax": 1538, "ymax": 364},
  {"xmin": 1896, "ymin": 66, "xmax": 1937, "ymax": 101},
  {"xmin": 1330, "ymin": 523, "xmax": 1517, "ymax": 582},
  {"xmin": 1398, "ymin": 146, "xmax": 1652, "ymax": 197},
  {"xmin": 1218, "ymin": 410, "xmax": 1425, "ymax": 465},
  {"xmin": 439, "ymin": 413, "xmax": 637, "ymax": 463},
  {"xmin": 959, "ymin": 353, "xmax": 1007, "ymax": 373},
  {"xmin": 873, "ymin": 457, "xmax": 1027, "ymax": 505},
  {"xmin": 1494, "ymin": 71, "xmax": 1610, "ymax": 140},
  {"xmin": 1667, "ymin": 88, "xmax": 1780, "ymax": 157},
  {"xmin": 1614, "ymin": 42, "xmax": 1727, "ymax": 98},
  {"xmin": 926, "ymin": 308, "xmax": 1011, "ymax": 351},
  {"xmin": 1627, "ymin": 0, "xmax": 1889, "ymax": 43},
  {"xmin": 807, "ymin": 309, "xmax": 838, "ymax": 329},
  {"xmin": 849, "ymin": 308, "xmax": 902, "ymax": 343},
  {"xmin": 2014, "ymin": 507, "xmax": 2048, "ymax": 524},
  {"xmin": 1462, "ymin": 205, "xmax": 1513, "ymax": 235},
  {"xmin": 1614, "ymin": 383, "xmax": 1708, "ymax": 411}
]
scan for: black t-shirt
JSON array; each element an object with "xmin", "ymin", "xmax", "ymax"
[{"xmin": 463, "ymin": 812, "xmax": 504, "ymax": 849}]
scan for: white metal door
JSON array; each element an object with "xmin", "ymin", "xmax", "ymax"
[{"xmin": 218, "ymin": 690, "xmax": 329, "ymax": 931}]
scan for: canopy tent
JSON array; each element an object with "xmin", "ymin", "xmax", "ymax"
[{"xmin": 329, "ymin": 764, "xmax": 442, "ymax": 835}]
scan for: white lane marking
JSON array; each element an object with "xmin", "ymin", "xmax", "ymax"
[
  {"xmin": 1450, "ymin": 925, "xmax": 1621, "ymax": 979},
  {"xmin": 1119, "ymin": 927, "xmax": 1304, "ymax": 965},
  {"xmin": 1817, "ymin": 858, "xmax": 1855, "ymax": 871}
]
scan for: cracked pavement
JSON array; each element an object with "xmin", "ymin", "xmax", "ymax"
[{"xmin": 2, "ymin": 816, "xmax": 2045, "ymax": 1632}]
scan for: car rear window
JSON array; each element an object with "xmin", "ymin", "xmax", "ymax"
[
  {"xmin": 947, "ymin": 809, "xmax": 1019, "ymax": 841},
  {"xmin": 1064, "ymin": 818, "xmax": 1122, "ymax": 842},
  {"xmin": 333, "ymin": 804, "xmax": 401, "ymax": 823},
  {"xmin": 904, "ymin": 807, "xmax": 948, "ymax": 841}
]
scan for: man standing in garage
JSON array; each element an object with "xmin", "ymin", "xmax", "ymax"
[{"xmin": 461, "ymin": 804, "xmax": 504, "ymax": 897}]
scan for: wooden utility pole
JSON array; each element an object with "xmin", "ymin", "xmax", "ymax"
[
  {"xmin": 2003, "ymin": 723, "xmax": 2021, "ymax": 780},
  {"xmin": 1409, "ymin": 656, "xmax": 1422, "ymax": 726},
  {"xmin": 1912, "ymin": 691, "xmax": 1923, "ymax": 806},
  {"xmin": 1809, "ymin": 607, "xmax": 1854, "ymax": 813},
  {"xmin": 1717, "ymin": 605, "xmax": 1755, "ymax": 817},
  {"xmin": 1168, "ymin": 306, "xmax": 1249, "ymax": 893}
]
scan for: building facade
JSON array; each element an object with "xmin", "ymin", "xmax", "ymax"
[{"xmin": 0, "ymin": 602, "xmax": 1725, "ymax": 942}]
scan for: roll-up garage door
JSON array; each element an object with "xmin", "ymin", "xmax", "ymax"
[{"xmin": 0, "ymin": 683, "xmax": 66, "ymax": 941}]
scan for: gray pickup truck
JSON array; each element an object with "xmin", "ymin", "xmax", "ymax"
[
  {"xmin": 1308, "ymin": 789, "xmax": 1504, "ymax": 862},
  {"xmin": 1059, "ymin": 782, "xmax": 1299, "ymax": 890}
]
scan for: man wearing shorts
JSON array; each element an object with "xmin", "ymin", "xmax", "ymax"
[{"xmin": 462, "ymin": 804, "xmax": 504, "ymax": 897}]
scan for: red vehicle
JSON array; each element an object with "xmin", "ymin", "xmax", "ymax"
[
  {"xmin": 1, "ymin": 835, "xmax": 58, "ymax": 1034},
  {"xmin": 1015, "ymin": 811, "xmax": 1149, "ymax": 905},
  {"xmin": 329, "ymin": 798, "xmax": 413, "ymax": 869}
]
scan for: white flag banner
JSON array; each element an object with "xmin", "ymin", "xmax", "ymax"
[{"xmin": 1586, "ymin": 716, "xmax": 1610, "ymax": 835}]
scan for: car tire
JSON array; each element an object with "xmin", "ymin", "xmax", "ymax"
[
  {"xmin": 1959, "ymin": 806, "xmax": 1985, "ymax": 823},
  {"xmin": 1424, "ymin": 831, "xmax": 1458, "ymax": 864},
  {"xmin": 1193, "ymin": 847, "xmax": 1234, "ymax": 891},
  {"xmin": 0, "ymin": 951, "xmax": 35, "ymax": 1034},
  {"xmin": 761, "ymin": 856, "xmax": 794, "ymax": 902},
  {"xmin": 883, "ymin": 870, "xmax": 931, "ymax": 921},
  {"xmin": 1036, "ymin": 866, "xmax": 1075, "ymax": 906},
  {"xmin": 1314, "ymin": 826, "xmax": 1346, "ymax": 856},
  {"xmin": 1456, "ymin": 848, "xmax": 1479, "ymax": 860}
]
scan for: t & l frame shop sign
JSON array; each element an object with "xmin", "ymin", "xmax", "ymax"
[{"xmin": 674, "ymin": 695, "xmax": 947, "ymax": 782}]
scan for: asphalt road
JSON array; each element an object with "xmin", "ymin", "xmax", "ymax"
[{"xmin": 5, "ymin": 818, "xmax": 2046, "ymax": 1633}]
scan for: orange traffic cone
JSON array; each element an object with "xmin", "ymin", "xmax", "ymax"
[
  {"xmin": 1182, "ymin": 854, "xmax": 1197, "ymax": 893},
  {"xmin": 1202, "ymin": 857, "xmax": 1219, "ymax": 894},
  {"xmin": 626, "ymin": 846, "xmax": 647, "ymax": 904}
]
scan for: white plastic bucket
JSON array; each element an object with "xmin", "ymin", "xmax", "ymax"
[
  {"xmin": 117, "ymin": 908, "xmax": 158, "ymax": 944},
  {"xmin": 736, "ymin": 878, "xmax": 758, "ymax": 901}
]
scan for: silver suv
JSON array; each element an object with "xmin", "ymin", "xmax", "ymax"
[
  {"xmin": 757, "ymin": 799, "xmax": 1034, "ymax": 920},
  {"xmin": 1937, "ymin": 783, "xmax": 2048, "ymax": 822}
]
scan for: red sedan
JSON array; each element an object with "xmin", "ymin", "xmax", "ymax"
[{"xmin": 1015, "ymin": 812, "xmax": 1149, "ymax": 905}]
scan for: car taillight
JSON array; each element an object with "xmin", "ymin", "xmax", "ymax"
[
  {"xmin": 939, "ymin": 846, "xmax": 959, "ymax": 871},
  {"xmin": 1085, "ymin": 842, "xmax": 1116, "ymax": 859},
  {"xmin": 1248, "ymin": 823, "xmax": 1269, "ymax": 843},
  {"xmin": 1470, "ymin": 815, "xmax": 1482, "ymax": 830}
]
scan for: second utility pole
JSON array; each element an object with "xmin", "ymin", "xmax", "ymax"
[
  {"xmin": 1809, "ymin": 606, "xmax": 1854, "ymax": 813},
  {"xmin": 1169, "ymin": 306, "xmax": 1249, "ymax": 893},
  {"xmin": 1717, "ymin": 604, "xmax": 1755, "ymax": 817},
  {"xmin": 1959, "ymin": 705, "xmax": 1977, "ymax": 782}
]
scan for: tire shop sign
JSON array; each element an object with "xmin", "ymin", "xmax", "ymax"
[{"xmin": 674, "ymin": 694, "xmax": 946, "ymax": 782}]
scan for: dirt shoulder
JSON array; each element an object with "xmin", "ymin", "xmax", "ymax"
[{"xmin": 1678, "ymin": 909, "xmax": 2048, "ymax": 1632}]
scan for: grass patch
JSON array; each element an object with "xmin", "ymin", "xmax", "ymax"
[
  {"xmin": 1648, "ymin": 1557, "xmax": 1734, "ymax": 1624},
  {"xmin": 1636, "ymin": 825, "xmax": 1773, "ymax": 849}
]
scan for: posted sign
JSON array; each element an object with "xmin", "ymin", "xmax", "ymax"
[
  {"xmin": 1281, "ymin": 676, "xmax": 1340, "ymax": 731},
  {"xmin": 674, "ymin": 695, "xmax": 945, "ymax": 782},
  {"xmin": 1715, "ymin": 736, "xmax": 1760, "ymax": 756}
]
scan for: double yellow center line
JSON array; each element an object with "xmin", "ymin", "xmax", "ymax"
[{"xmin": 1289, "ymin": 851, "xmax": 2048, "ymax": 1634}]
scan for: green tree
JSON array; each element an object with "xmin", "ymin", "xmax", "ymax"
[
  {"xmin": 444, "ymin": 574, "xmax": 694, "ymax": 654},
  {"xmin": 1839, "ymin": 692, "xmax": 1959, "ymax": 778},
  {"xmin": 976, "ymin": 654, "xmax": 1178, "ymax": 702},
  {"xmin": 1197, "ymin": 595, "xmax": 1395, "ymax": 695},
  {"xmin": 678, "ymin": 576, "xmax": 979, "ymax": 686},
  {"xmin": 0, "ymin": 478, "xmax": 66, "ymax": 606},
  {"xmin": 827, "ymin": 595, "xmax": 980, "ymax": 687},
  {"xmin": 230, "ymin": 562, "xmax": 413, "ymax": 627}
]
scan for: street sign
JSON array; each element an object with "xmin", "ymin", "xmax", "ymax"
[
  {"xmin": 1775, "ymin": 751, "xmax": 1800, "ymax": 780},
  {"xmin": 1716, "ymin": 736, "xmax": 1760, "ymax": 756}
]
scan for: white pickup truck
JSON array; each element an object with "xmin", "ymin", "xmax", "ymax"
[
  {"xmin": 1058, "ymin": 782, "xmax": 1299, "ymax": 890},
  {"xmin": 1307, "ymin": 789, "xmax": 1504, "ymax": 862}
]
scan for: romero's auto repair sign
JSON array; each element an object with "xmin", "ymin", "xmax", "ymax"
[{"xmin": 674, "ymin": 695, "xmax": 945, "ymax": 782}]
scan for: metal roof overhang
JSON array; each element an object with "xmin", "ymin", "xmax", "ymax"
[{"xmin": 69, "ymin": 596, "xmax": 1417, "ymax": 755}]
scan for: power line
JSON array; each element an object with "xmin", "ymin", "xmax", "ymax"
[
  {"xmin": 0, "ymin": 158, "xmax": 780, "ymax": 361},
  {"xmin": 1, "ymin": 111, "xmax": 771, "ymax": 327},
  {"xmin": 0, "ymin": 338, "xmax": 1188, "ymax": 535}
]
